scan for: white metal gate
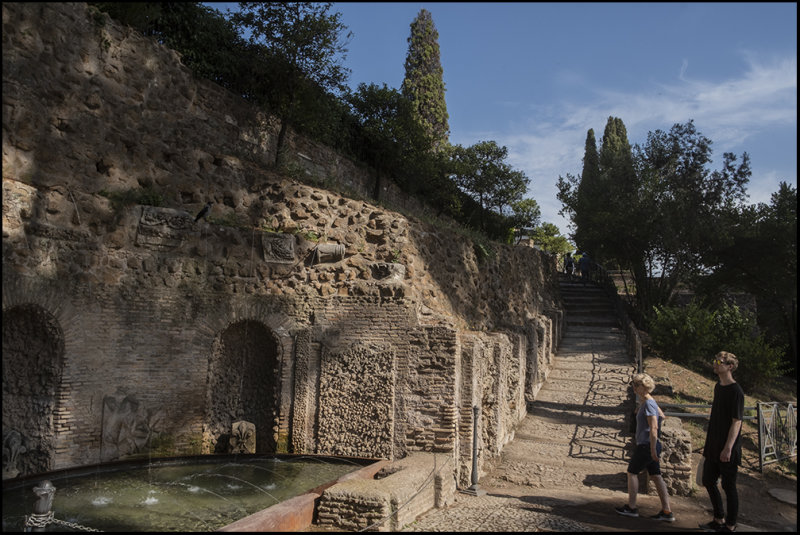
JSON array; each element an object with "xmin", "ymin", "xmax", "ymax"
[{"xmin": 757, "ymin": 402, "xmax": 797, "ymax": 472}]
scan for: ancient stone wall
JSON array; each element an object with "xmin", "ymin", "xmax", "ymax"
[{"xmin": 2, "ymin": 2, "xmax": 563, "ymax": 483}]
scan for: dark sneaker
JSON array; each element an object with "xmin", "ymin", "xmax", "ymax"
[
  {"xmin": 650, "ymin": 510, "xmax": 675, "ymax": 522},
  {"xmin": 615, "ymin": 504, "xmax": 639, "ymax": 517},
  {"xmin": 717, "ymin": 526, "xmax": 736, "ymax": 532},
  {"xmin": 699, "ymin": 520, "xmax": 724, "ymax": 531}
]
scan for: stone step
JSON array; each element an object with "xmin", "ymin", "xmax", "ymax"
[
  {"xmin": 561, "ymin": 294, "xmax": 613, "ymax": 302},
  {"xmin": 566, "ymin": 318, "xmax": 620, "ymax": 328},
  {"xmin": 546, "ymin": 366, "xmax": 632, "ymax": 382},
  {"xmin": 555, "ymin": 342, "xmax": 628, "ymax": 354},
  {"xmin": 563, "ymin": 325, "xmax": 623, "ymax": 335},
  {"xmin": 564, "ymin": 301, "xmax": 615, "ymax": 309}
]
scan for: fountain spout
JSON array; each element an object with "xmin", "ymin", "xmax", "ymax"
[{"xmin": 229, "ymin": 421, "xmax": 256, "ymax": 454}]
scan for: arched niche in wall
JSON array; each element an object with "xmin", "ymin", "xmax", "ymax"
[
  {"xmin": 2, "ymin": 304, "xmax": 65, "ymax": 477},
  {"xmin": 205, "ymin": 320, "xmax": 281, "ymax": 454}
]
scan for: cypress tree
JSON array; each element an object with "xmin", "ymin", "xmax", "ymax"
[
  {"xmin": 597, "ymin": 116, "xmax": 638, "ymax": 267},
  {"xmin": 574, "ymin": 129, "xmax": 600, "ymax": 253},
  {"xmin": 401, "ymin": 9, "xmax": 449, "ymax": 152}
]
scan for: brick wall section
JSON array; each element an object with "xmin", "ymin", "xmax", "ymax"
[{"xmin": 2, "ymin": 1, "xmax": 564, "ymax": 488}]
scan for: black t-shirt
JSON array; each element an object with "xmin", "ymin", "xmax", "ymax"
[{"xmin": 704, "ymin": 381, "xmax": 745, "ymax": 464}]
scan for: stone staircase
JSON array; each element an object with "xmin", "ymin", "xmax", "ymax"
[{"xmin": 485, "ymin": 274, "xmax": 636, "ymax": 492}]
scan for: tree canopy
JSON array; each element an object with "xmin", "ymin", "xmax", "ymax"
[
  {"xmin": 229, "ymin": 2, "xmax": 352, "ymax": 165},
  {"xmin": 449, "ymin": 141, "xmax": 530, "ymax": 233},
  {"xmin": 558, "ymin": 119, "xmax": 752, "ymax": 316}
]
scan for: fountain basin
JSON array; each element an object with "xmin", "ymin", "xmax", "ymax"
[
  {"xmin": 218, "ymin": 459, "xmax": 389, "ymax": 531},
  {"xmin": 2, "ymin": 454, "xmax": 379, "ymax": 532}
]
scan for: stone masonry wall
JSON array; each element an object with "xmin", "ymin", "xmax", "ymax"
[{"xmin": 2, "ymin": 2, "xmax": 563, "ymax": 484}]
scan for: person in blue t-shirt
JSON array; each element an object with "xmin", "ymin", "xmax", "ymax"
[{"xmin": 615, "ymin": 373, "xmax": 675, "ymax": 522}]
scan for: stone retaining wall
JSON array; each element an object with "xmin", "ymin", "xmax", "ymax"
[{"xmin": 1, "ymin": 1, "xmax": 563, "ymax": 497}]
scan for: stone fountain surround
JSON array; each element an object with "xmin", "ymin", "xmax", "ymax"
[
  {"xmin": 1, "ymin": 452, "xmax": 386, "ymax": 532},
  {"xmin": 2, "ymin": 2, "xmax": 565, "ymax": 527}
]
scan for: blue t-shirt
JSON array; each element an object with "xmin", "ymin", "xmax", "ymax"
[{"xmin": 636, "ymin": 398, "xmax": 662, "ymax": 445}]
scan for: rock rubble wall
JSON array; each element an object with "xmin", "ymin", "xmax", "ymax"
[{"xmin": 2, "ymin": 2, "xmax": 563, "ymax": 487}]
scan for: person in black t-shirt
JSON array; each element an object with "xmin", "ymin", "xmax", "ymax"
[{"xmin": 699, "ymin": 351, "xmax": 745, "ymax": 533}]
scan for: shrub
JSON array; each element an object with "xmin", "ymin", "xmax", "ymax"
[
  {"xmin": 649, "ymin": 301, "xmax": 786, "ymax": 389},
  {"xmin": 649, "ymin": 300, "xmax": 715, "ymax": 365},
  {"xmin": 709, "ymin": 304, "xmax": 787, "ymax": 390}
]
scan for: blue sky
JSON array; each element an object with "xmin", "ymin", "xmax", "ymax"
[{"xmin": 209, "ymin": 2, "xmax": 797, "ymax": 237}]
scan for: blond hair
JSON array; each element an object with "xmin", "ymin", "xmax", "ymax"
[
  {"xmin": 631, "ymin": 373, "xmax": 656, "ymax": 393},
  {"xmin": 715, "ymin": 351, "xmax": 739, "ymax": 372}
]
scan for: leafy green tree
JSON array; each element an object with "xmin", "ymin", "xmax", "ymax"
[
  {"xmin": 558, "ymin": 120, "xmax": 752, "ymax": 320},
  {"xmin": 230, "ymin": 2, "xmax": 352, "ymax": 166},
  {"xmin": 401, "ymin": 9, "xmax": 449, "ymax": 152},
  {"xmin": 699, "ymin": 182, "xmax": 797, "ymax": 369},
  {"xmin": 649, "ymin": 301, "xmax": 784, "ymax": 389},
  {"xmin": 709, "ymin": 304, "xmax": 786, "ymax": 390},
  {"xmin": 649, "ymin": 300, "xmax": 716, "ymax": 364},
  {"xmin": 91, "ymin": 3, "xmax": 256, "ymax": 95},
  {"xmin": 346, "ymin": 83, "xmax": 431, "ymax": 200},
  {"xmin": 597, "ymin": 117, "xmax": 639, "ymax": 266},
  {"xmin": 509, "ymin": 198, "xmax": 541, "ymax": 233},
  {"xmin": 631, "ymin": 121, "xmax": 750, "ymax": 314},
  {"xmin": 450, "ymin": 141, "xmax": 529, "ymax": 233},
  {"xmin": 528, "ymin": 222, "xmax": 573, "ymax": 255},
  {"xmin": 90, "ymin": 2, "xmax": 163, "ymax": 32}
]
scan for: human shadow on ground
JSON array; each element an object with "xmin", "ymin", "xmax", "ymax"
[
  {"xmin": 582, "ymin": 472, "xmax": 628, "ymax": 491},
  {"xmin": 525, "ymin": 399, "xmax": 633, "ymax": 464},
  {"xmin": 487, "ymin": 492, "xmax": 702, "ymax": 532}
]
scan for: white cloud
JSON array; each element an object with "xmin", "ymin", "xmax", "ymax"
[{"xmin": 494, "ymin": 51, "xmax": 797, "ymax": 235}]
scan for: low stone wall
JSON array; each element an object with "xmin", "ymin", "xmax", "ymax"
[
  {"xmin": 219, "ymin": 459, "xmax": 390, "ymax": 532},
  {"xmin": 316, "ymin": 453, "xmax": 455, "ymax": 531},
  {"xmin": 637, "ymin": 417, "xmax": 693, "ymax": 496}
]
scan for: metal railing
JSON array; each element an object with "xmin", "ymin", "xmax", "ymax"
[
  {"xmin": 657, "ymin": 401, "xmax": 797, "ymax": 472},
  {"xmin": 757, "ymin": 402, "xmax": 797, "ymax": 472}
]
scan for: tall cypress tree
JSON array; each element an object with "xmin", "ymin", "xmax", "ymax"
[
  {"xmin": 574, "ymin": 128, "xmax": 600, "ymax": 254},
  {"xmin": 595, "ymin": 116, "xmax": 637, "ymax": 266},
  {"xmin": 401, "ymin": 9, "xmax": 449, "ymax": 152}
]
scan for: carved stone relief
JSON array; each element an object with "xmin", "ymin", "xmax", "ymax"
[
  {"xmin": 100, "ymin": 394, "xmax": 163, "ymax": 462},
  {"xmin": 369, "ymin": 262, "xmax": 405, "ymax": 282},
  {"xmin": 2, "ymin": 430, "xmax": 27, "ymax": 480},
  {"xmin": 261, "ymin": 233, "xmax": 295, "ymax": 264},
  {"xmin": 135, "ymin": 206, "xmax": 194, "ymax": 250}
]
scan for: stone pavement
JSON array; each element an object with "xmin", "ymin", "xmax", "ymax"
[
  {"xmin": 400, "ymin": 277, "xmax": 794, "ymax": 532},
  {"xmin": 403, "ymin": 277, "xmax": 639, "ymax": 531}
]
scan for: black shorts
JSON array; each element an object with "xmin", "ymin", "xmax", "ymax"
[{"xmin": 627, "ymin": 442, "xmax": 662, "ymax": 475}]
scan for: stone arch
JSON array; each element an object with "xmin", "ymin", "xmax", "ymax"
[
  {"xmin": 2, "ymin": 304, "xmax": 65, "ymax": 477},
  {"xmin": 206, "ymin": 319, "xmax": 283, "ymax": 454}
]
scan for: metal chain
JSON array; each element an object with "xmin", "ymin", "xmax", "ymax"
[
  {"xmin": 24, "ymin": 511, "xmax": 53, "ymax": 529},
  {"xmin": 51, "ymin": 518, "xmax": 103, "ymax": 532},
  {"xmin": 24, "ymin": 511, "xmax": 103, "ymax": 532}
]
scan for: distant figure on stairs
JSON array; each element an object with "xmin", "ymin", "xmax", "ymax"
[
  {"xmin": 578, "ymin": 252, "xmax": 593, "ymax": 285},
  {"xmin": 564, "ymin": 252, "xmax": 575, "ymax": 276}
]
